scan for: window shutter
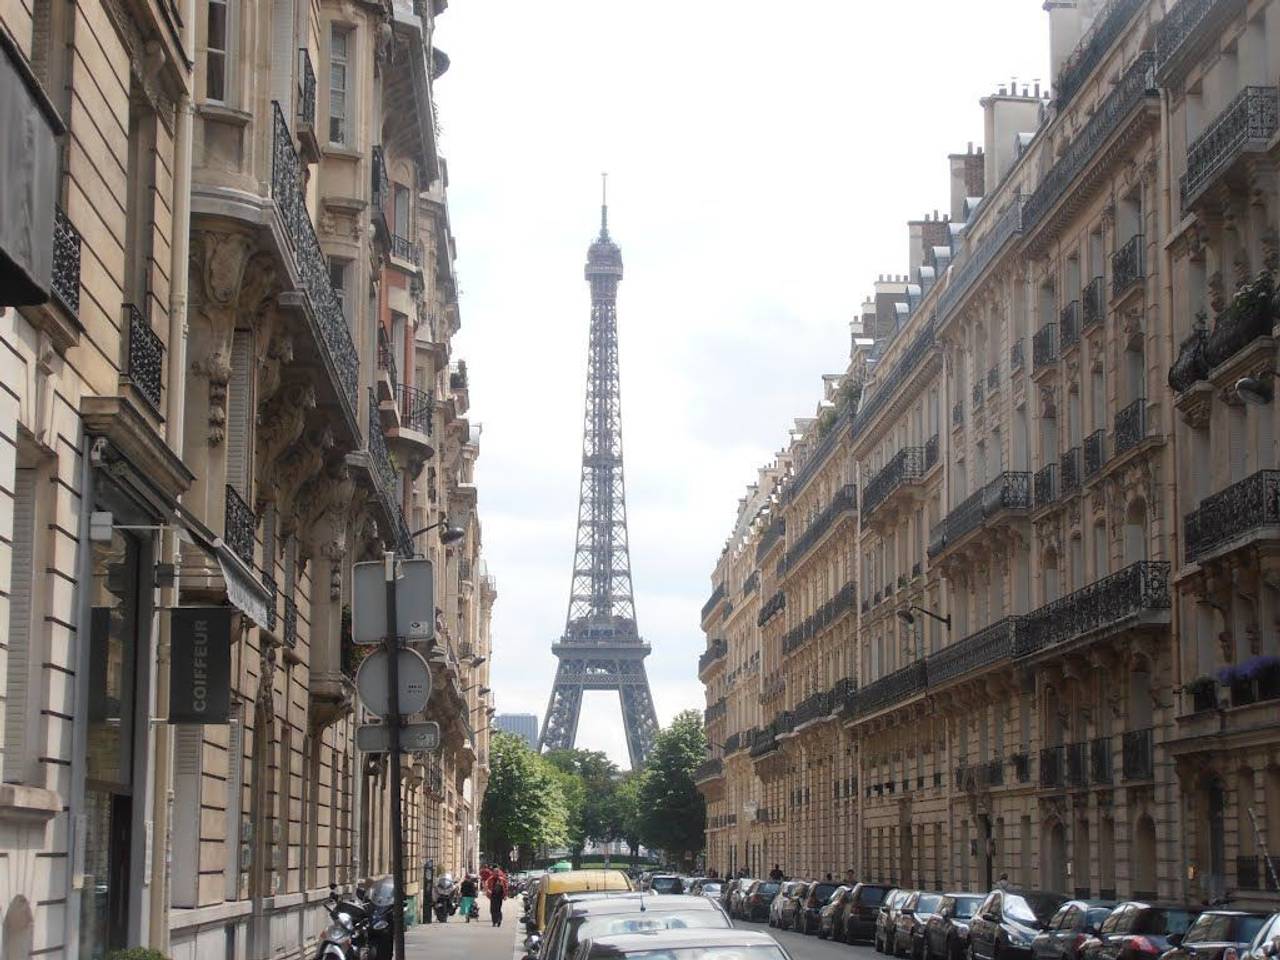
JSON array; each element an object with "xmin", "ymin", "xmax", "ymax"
[
  {"xmin": 226, "ymin": 710, "xmax": 245, "ymax": 899},
  {"xmin": 270, "ymin": 0, "xmax": 296, "ymax": 118},
  {"xmin": 4, "ymin": 468, "xmax": 37, "ymax": 784},
  {"xmin": 171, "ymin": 725, "xmax": 203, "ymax": 907},
  {"xmin": 226, "ymin": 330, "xmax": 254, "ymax": 496}
]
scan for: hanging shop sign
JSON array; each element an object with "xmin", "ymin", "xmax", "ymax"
[{"xmin": 169, "ymin": 607, "xmax": 233, "ymax": 723}]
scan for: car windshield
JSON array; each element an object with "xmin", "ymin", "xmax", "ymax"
[
  {"xmin": 602, "ymin": 947, "xmax": 789, "ymax": 960},
  {"xmin": 811, "ymin": 884, "xmax": 837, "ymax": 903},
  {"xmin": 953, "ymin": 899, "xmax": 982, "ymax": 920},
  {"xmin": 1086, "ymin": 909, "xmax": 1113, "ymax": 929},
  {"xmin": 702, "ymin": 885, "xmax": 721, "ymax": 896},
  {"xmin": 759, "ymin": 883, "xmax": 780, "ymax": 896},
  {"xmin": 1007, "ymin": 895, "xmax": 1065, "ymax": 926},
  {"xmin": 569, "ymin": 911, "xmax": 730, "ymax": 957},
  {"xmin": 859, "ymin": 888, "xmax": 890, "ymax": 906},
  {"xmin": 918, "ymin": 895, "xmax": 942, "ymax": 914},
  {"xmin": 1133, "ymin": 909, "xmax": 1199, "ymax": 936},
  {"xmin": 651, "ymin": 878, "xmax": 683, "ymax": 894}
]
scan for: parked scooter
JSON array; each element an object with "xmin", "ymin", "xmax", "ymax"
[
  {"xmin": 315, "ymin": 884, "xmax": 372, "ymax": 960},
  {"xmin": 364, "ymin": 877, "xmax": 406, "ymax": 960},
  {"xmin": 433, "ymin": 873, "xmax": 459, "ymax": 923}
]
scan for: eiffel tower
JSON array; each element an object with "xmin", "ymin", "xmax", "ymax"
[{"xmin": 539, "ymin": 180, "xmax": 659, "ymax": 769}]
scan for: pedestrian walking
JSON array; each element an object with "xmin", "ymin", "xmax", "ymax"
[
  {"xmin": 460, "ymin": 874, "xmax": 478, "ymax": 923},
  {"xmin": 996, "ymin": 873, "xmax": 1010, "ymax": 891},
  {"xmin": 768, "ymin": 864, "xmax": 784, "ymax": 881},
  {"xmin": 490, "ymin": 873, "xmax": 507, "ymax": 927}
]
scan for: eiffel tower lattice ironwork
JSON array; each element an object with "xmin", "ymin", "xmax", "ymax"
[{"xmin": 539, "ymin": 183, "xmax": 659, "ymax": 769}]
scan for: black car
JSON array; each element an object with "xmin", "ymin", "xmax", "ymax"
[
  {"xmin": 1162, "ymin": 910, "xmax": 1270, "ymax": 960},
  {"xmin": 925, "ymin": 893, "xmax": 987, "ymax": 960},
  {"xmin": 1032, "ymin": 901, "xmax": 1116, "ymax": 960},
  {"xmin": 818, "ymin": 886, "xmax": 853, "ymax": 940},
  {"xmin": 1079, "ymin": 902, "xmax": 1203, "ymax": 960},
  {"xmin": 845, "ymin": 883, "xmax": 896, "ymax": 945},
  {"xmin": 799, "ymin": 882, "xmax": 839, "ymax": 935},
  {"xmin": 968, "ymin": 890, "xmax": 1069, "ymax": 960},
  {"xmin": 896, "ymin": 892, "xmax": 945, "ymax": 958},
  {"xmin": 745, "ymin": 881, "xmax": 782, "ymax": 921},
  {"xmin": 877, "ymin": 889, "xmax": 909, "ymax": 953}
]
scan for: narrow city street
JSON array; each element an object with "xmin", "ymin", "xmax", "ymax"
[
  {"xmin": 407, "ymin": 896, "xmax": 519, "ymax": 960},
  {"xmin": 733, "ymin": 919, "xmax": 881, "ymax": 960}
]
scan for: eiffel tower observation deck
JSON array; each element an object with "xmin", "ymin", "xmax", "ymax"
[{"xmin": 539, "ymin": 179, "xmax": 660, "ymax": 769}]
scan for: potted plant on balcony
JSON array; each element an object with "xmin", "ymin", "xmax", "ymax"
[
  {"xmin": 1206, "ymin": 270, "xmax": 1278, "ymax": 367},
  {"xmin": 1217, "ymin": 663, "xmax": 1259, "ymax": 707},
  {"xmin": 1237, "ymin": 654, "xmax": 1280, "ymax": 702},
  {"xmin": 1185, "ymin": 674, "xmax": 1218, "ymax": 712}
]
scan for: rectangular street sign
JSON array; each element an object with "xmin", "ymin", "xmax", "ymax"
[
  {"xmin": 352, "ymin": 558, "xmax": 434, "ymax": 644},
  {"xmin": 356, "ymin": 721, "xmax": 441, "ymax": 753},
  {"xmin": 168, "ymin": 607, "xmax": 233, "ymax": 723}
]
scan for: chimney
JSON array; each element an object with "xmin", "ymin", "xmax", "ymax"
[
  {"xmin": 983, "ymin": 88, "xmax": 1041, "ymax": 188},
  {"xmin": 1045, "ymin": 0, "xmax": 1090, "ymax": 96},
  {"xmin": 949, "ymin": 143, "xmax": 986, "ymax": 221}
]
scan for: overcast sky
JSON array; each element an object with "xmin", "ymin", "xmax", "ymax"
[{"xmin": 437, "ymin": 1, "xmax": 1050, "ymax": 769}]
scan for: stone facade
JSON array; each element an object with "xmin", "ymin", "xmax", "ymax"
[
  {"xmin": 0, "ymin": 0, "xmax": 494, "ymax": 954},
  {"xmin": 698, "ymin": 0, "xmax": 1279, "ymax": 910}
]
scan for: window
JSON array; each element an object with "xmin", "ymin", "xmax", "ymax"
[
  {"xmin": 393, "ymin": 184, "xmax": 411, "ymax": 240},
  {"xmin": 329, "ymin": 24, "xmax": 349, "ymax": 144},
  {"xmin": 329, "ymin": 257, "xmax": 350, "ymax": 325},
  {"xmin": 207, "ymin": 0, "xmax": 229, "ymax": 100}
]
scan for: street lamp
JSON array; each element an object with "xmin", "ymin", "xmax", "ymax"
[
  {"xmin": 467, "ymin": 655, "xmax": 487, "ymax": 667},
  {"xmin": 895, "ymin": 605, "xmax": 951, "ymax": 629},
  {"xmin": 1234, "ymin": 371, "xmax": 1280, "ymax": 406},
  {"xmin": 409, "ymin": 516, "xmax": 466, "ymax": 546},
  {"xmin": 461, "ymin": 684, "xmax": 491, "ymax": 695}
]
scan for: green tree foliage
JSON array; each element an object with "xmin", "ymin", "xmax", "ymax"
[
  {"xmin": 544, "ymin": 748, "xmax": 621, "ymax": 862},
  {"xmin": 480, "ymin": 732, "xmax": 569, "ymax": 866},
  {"xmin": 610, "ymin": 771, "xmax": 644, "ymax": 860},
  {"xmin": 636, "ymin": 710, "xmax": 707, "ymax": 864}
]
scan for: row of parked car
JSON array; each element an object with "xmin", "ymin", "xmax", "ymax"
[{"xmin": 721, "ymin": 877, "xmax": 1280, "ymax": 960}]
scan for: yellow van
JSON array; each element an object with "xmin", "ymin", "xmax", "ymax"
[{"xmin": 527, "ymin": 868, "xmax": 632, "ymax": 932}]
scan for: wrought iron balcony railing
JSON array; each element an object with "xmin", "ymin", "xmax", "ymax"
[
  {"xmin": 784, "ymin": 484, "xmax": 857, "ymax": 569},
  {"xmin": 1169, "ymin": 321, "xmax": 1210, "ymax": 393},
  {"xmin": 849, "ymin": 661, "xmax": 927, "ymax": 718},
  {"xmin": 952, "ymin": 401, "xmax": 964, "ymax": 428},
  {"xmin": 742, "ymin": 569, "xmax": 759, "ymax": 596},
  {"xmin": 930, "ymin": 472, "xmax": 1031, "ymax": 556},
  {"xmin": 1083, "ymin": 275, "xmax": 1105, "ymax": 328},
  {"xmin": 698, "ymin": 639, "xmax": 728, "ymax": 674},
  {"xmin": 704, "ymin": 698, "xmax": 727, "ymax": 724},
  {"xmin": 1084, "ymin": 429, "xmax": 1106, "ymax": 478},
  {"xmin": 938, "ymin": 197, "xmax": 1026, "ymax": 321},
  {"xmin": 1010, "ymin": 338, "xmax": 1025, "ymax": 372},
  {"xmin": 987, "ymin": 365, "xmax": 999, "ymax": 392},
  {"xmin": 1033, "ymin": 323, "xmax": 1058, "ymax": 371},
  {"xmin": 1055, "ymin": 0, "xmax": 1145, "ymax": 108},
  {"xmin": 1024, "ymin": 53, "xmax": 1157, "ymax": 230},
  {"xmin": 283, "ymin": 595, "xmax": 298, "ymax": 647},
  {"xmin": 377, "ymin": 326, "xmax": 398, "ymax": 391},
  {"xmin": 788, "ymin": 404, "xmax": 855, "ymax": 501},
  {"xmin": 1113, "ymin": 398, "xmax": 1146, "ymax": 456},
  {"xmin": 1040, "ymin": 744, "xmax": 1065, "ymax": 788},
  {"xmin": 755, "ymin": 517, "xmax": 785, "ymax": 563},
  {"xmin": 1066, "ymin": 741, "xmax": 1089, "ymax": 787},
  {"xmin": 792, "ymin": 689, "xmax": 833, "ymax": 727},
  {"xmin": 1060, "ymin": 301, "xmax": 1081, "ymax": 352},
  {"xmin": 863, "ymin": 447, "xmax": 925, "ymax": 518},
  {"xmin": 297, "ymin": 48, "xmax": 316, "ymax": 128},
  {"xmin": 832, "ymin": 676, "xmax": 858, "ymax": 713},
  {"xmin": 1016, "ymin": 561, "xmax": 1171, "ymax": 657},
  {"xmin": 1112, "ymin": 234, "xmax": 1145, "ymax": 297},
  {"xmin": 849, "ymin": 313, "xmax": 939, "ymax": 437},
  {"xmin": 224, "ymin": 485, "xmax": 255, "ymax": 566},
  {"xmin": 1062, "ymin": 446, "xmax": 1082, "ymax": 494},
  {"xmin": 371, "ymin": 144, "xmax": 390, "ymax": 220},
  {"xmin": 366, "ymin": 388, "xmax": 412, "ymax": 556},
  {"xmin": 1012, "ymin": 752, "xmax": 1031, "ymax": 783},
  {"xmin": 694, "ymin": 757, "xmax": 724, "ymax": 783},
  {"xmin": 1205, "ymin": 283, "xmax": 1274, "ymax": 369},
  {"xmin": 1182, "ymin": 86, "xmax": 1279, "ymax": 209},
  {"xmin": 391, "ymin": 234, "xmax": 422, "ymax": 265},
  {"xmin": 52, "ymin": 205, "xmax": 81, "ymax": 318},
  {"xmin": 925, "ymin": 433, "xmax": 940, "ymax": 470},
  {"xmin": 757, "ymin": 589, "xmax": 785, "ymax": 627},
  {"xmin": 1034, "ymin": 463, "xmax": 1058, "ymax": 508},
  {"xmin": 1121, "ymin": 726, "xmax": 1154, "ymax": 780},
  {"xmin": 781, "ymin": 582, "xmax": 856, "ymax": 655},
  {"xmin": 1155, "ymin": 0, "xmax": 1221, "ymax": 75},
  {"xmin": 397, "ymin": 383, "xmax": 432, "ymax": 435},
  {"xmin": 701, "ymin": 583, "xmax": 726, "ymax": 621},
  {"xmin": 1185, "ymin": 469, "xmax": 1280, "ymax": 564},
  {"xmin": 270, "ymin": 102, "xmax": 359, "ymax": 412},
  {"xmin": 925, "ymin": 616, "xmax": 1022, "ymax": 687},
  {"xmin": 124, "ymin": 303, "xmax": 164, "ymax": 410},
  {"xmin": 1091, "ymin": 736, "xmax": 1112, "ymax": 783}
]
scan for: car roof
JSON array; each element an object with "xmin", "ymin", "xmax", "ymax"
[
  {"xmin": 1195, "ymin": 910, "xmax": 1269, "ymax": 917},
  {"xmin": 585, "ymin": 928, "xmax": 783, "ymax": 954},
  {"xmin": 564, "ymin": 895, "xmax": 721, "ymax": 918},
  {"xmin": 944, "ymin": 892, "xmax": 987, "ymax": 898},
  {"xmin": 543, "ymin": 870, "xmax": 633, "ymax": 894}
]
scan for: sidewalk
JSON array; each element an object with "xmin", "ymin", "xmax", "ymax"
[{"xmin": 407, "ymin": 895, "xmax": 522, "ymax": 960}]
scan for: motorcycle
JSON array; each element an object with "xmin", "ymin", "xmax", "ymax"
[
  {"xmin": 315, "ymin": 884, "xmax": 372, "ymax": 960},
  {"xmin": 433, "ymin": 874, "xmax": 459, "ymax": 923},
  {"xmin": 365, "ymin": 877, "xmax": 404, "ymax": 960}
]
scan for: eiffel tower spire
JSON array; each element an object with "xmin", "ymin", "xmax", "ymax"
[{"xmin": 539, "ymin": 187, "xmax": 660, "ymax": 768}]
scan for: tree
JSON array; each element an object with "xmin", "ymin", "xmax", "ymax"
[
  {"xmin": 480, "ymin": 732, "xmax": 569, "ymax": 867},
  {"xmin": 637, "ymin": 710, "xmax": 707, "ymax": 864},
  {"xmin": 610, "ymin": 771, "xmax": 644, "ymax": 860},
  {"xmin": 544, "ymin": 748, "xmax": 621, "ymax": 863}
]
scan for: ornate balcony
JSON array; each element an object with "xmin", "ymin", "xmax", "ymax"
[
  {"xmin": 1156, "ymin": 0, "xmax": 1229, "ymax": 79},
  {"xmin": 1182, "ymin": 86, "xmax": 1279, "ymax": 210},
  {"xmin": 1112, "ymin": 234, "xmax": 1145, "ymax": 298},
  {"xmin": 1060, "ymin": 301, "xmax": 1081, "ymax": 352},
  {"xmin": 1084, "ymin": 429, "xmax": 1106, "ymax": 478},
  {"xmin": 742, "ymin": 570, "xmax": 759, "ymax": 596},
  {"xmin": 1062, "ymin": 446, "xmax": 1082, "ymax": 495},
  {"xmin": 694, "ymin": 757, "xmax": 724, "ymax": 784},
  {"xmin": 1204, "ymin": 277, "xmax": 1275, "ymax": 369},
  {"xmin": 972, "ymin": 381, "xmax": 984, "ymax": 410},
  {"xmin": 849, "ymin": 314, "xmax": 939, "ymax": 435},
  {"xmin": 1010, "ymin": 339, "xmax": 1025, "ymax": 372},
  {"xmin": 848, "ymin": 661, "xmax": 927, "ymax": 719},
  {"xmin": 781, "ymin": 582, "xmax": 856, "ymax": 655},
  {"xmin": 365, "ymin": 388, "xmax": 412, "ymax": 556},
  {"xmin": 701, "ymin": 583, "xmax": 726, "ymax": 622},
  {"xmin": 1113, "ymin": 398, "xmax": 1147, "ymax": 456},
  {"xmin": 1184, "ymin": 469, "xmax": 1280, "ymax": 564},
  {"xmin": 704, "ymin": 698, "xmax": 727, "ymax": 725},
  {"xmin": 224, "ymin": 485, "xmax": 255, "ymax": 567},
  {"xmin": 1040, "ymin": 745, "xmax": 1065, "ymax": 788},
  {"xmin": 1034, "ymin": 463, "xmax": 1058, "ymax": 508},
  {"xmin": 925, "ymin": 434, "xmax": 940, "ymax": 470},
  {"xmin": 783, "ymin": 484, "xmax": 856, "ymax": 570},
  {"xmin": 757, "ymin": 589, "xmax": 785, "ymax": 627},
  {"xmin": 123, "ymin": 302, "xmax": 164, "ymax": 411},
  {"xmin": 723, "ymin": 731, "xmax": 743, "ymax": 755},
  {"xmin": 1024, "ymin": 53, "xmax": 1157, "ymax": 233},
  {"xmin": 1055, "ymin": 0, "xmax": 1145, "ymax": 108},
  {"xmin": 1169, "ymin": 320, "xmax": 1210, "ymax": 393},
  {"xmin": 789, "ymin": 404, "xmax": 855, "ymax": 501},
  {"xmin": 937, "ymin": 198, "xmax": 1026, "ymax": 322},
  {"xmin": 1083, "ymin": 275, "xmax": 1105, "ymax": 329},
  {"xmin": 792, "ymin": 689, "xmax": 834, "ymax": 728},
  {"xmin": 1091, "ymin": 736, "xmax": 1112, "ymax": 783},
  {"xmin": 51, "ymin": 205, "xmax": 81, "ymax": 318},
  {"xmin": 929, "ymin": 472, "xmax": 1031, "ymax": 559},
  {"xmin": 1016, "ymin": 561, "xmax": 1171, "ymax": 658},
  {"xmin": 1033, "ymin": 323, "xmax": 1058, "ymax": 371},
  {"xmin": 1066, "ymin": 741, "xmax": 1089, "ymax": 787},
  {"xmin": 1121, "ymin": 727, "xmax": 1154, "ymax": 780},
  {"xmin": 863, "ymin": 446, "xmax": 926, "ymax": 519},
  {"xmin": 925, "ymin": 616, "xmax": 1021, "ymax": 688},
  {"xmin": 395, "ymin": 383, "xmax": 433, "ymax": 436},
  {"xmin": 270, "ymin": 102, "xmax": 359, "ymax": 420},
  {"xmin": 391, "ymin": 234, "xmax": 422, "ymax": 265},
  {"xmin": 832, "ymin": 676, "xmax": 858, "ymax": 713},
  {"xmin": 755, "ymin": 517, "xmax": 784, "ymax": 563},
  {"xmin": 698, "ymin": 638, "xmax": 728, "ymax": 676}
]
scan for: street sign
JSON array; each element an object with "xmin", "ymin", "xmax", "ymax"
[
  {"xmin": 355, "ymin": 648, "xmax": 432, "ymax": 717},
  {"xmin": 357, "ymin": 721, "xmax": 440, "ymax": 753},
  {"xmin": 352, "ymin": 558, "xmax": 434, "ymax": 644}
]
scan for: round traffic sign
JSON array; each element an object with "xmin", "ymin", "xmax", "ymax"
[{"xmin": 355, "ymin": 648, "xmax": 433, "ymax": 717}]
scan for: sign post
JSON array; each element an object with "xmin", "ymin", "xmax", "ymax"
[{"xmin": 383, "ymin": 552, "xmax": 408, "ymax": 960}]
